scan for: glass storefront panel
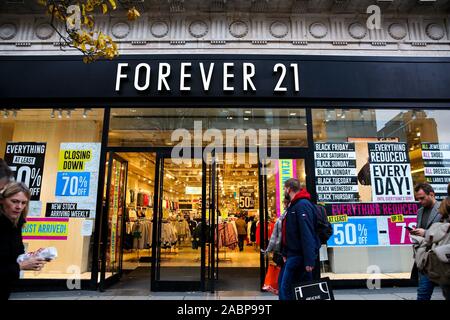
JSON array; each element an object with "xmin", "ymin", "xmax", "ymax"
[
  {"xmin": 0, "ymin": 108, "xmax": 104, "ymax": 280},
  {"xmin": 312, "ymin": 108, "xmax": 450, "ymax": 280},
  {"xmin": 108, "ymin": 108, "xmax": 307, "ymax": 147}
]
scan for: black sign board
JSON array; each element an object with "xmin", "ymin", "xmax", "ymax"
[
  {"xmin": 293, "ymin": 278, "xmax": 334, "ymax": 301},
  {"xmin": 45, "ymin": 202, "xmax": 90, "ymax": 218},
  {"xmin": 4, "ymin": 142, "xmax": 46, "ymax": 201}
]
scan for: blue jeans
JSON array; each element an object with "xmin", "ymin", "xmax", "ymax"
[
  {"xmin": 278, "ymin": 256, "xmax": 313, "ymax": 300},
  {"xmin": 417, "ymin": 272, "xmax": 435, "ymax": 300}
]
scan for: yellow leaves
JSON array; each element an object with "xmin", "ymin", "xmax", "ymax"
[
  {"xmin": 127, "ymin": 7, "xmax": 141, "ymax": 21},
  {"xmin": 40, "ymin": 0, "xmax": 123, "ymax": 63},
  {"xmin": 108, "ymin": 0, "xmax": 117, "ymax": 10}
]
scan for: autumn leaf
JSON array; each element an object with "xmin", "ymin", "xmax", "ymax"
[
  {"xmin": 127, "ymin": 7, "xmax": 141, "ymax": 21},
  {"xmin": 102, "ymin": 3, "xmax": 108, "ymax": 14},
  {"xmin": 108, "ymin": 0, "xmax": 117, "ymax": 10}
]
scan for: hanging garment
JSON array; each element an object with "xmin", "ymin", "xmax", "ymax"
[
  {"xmin": 129, "ymin": 189, "xmax": 135, "ymax": 203},
  {"xmin": 143, "ymin": 193, "xmax": 150, "ymax": 207},
  {"xmin": 137, "ymin": 193, "xmax": 144, "ymax": 207},
  {"xmin": 250, "ymin": 221, "xmax": 257, "ymax": 242}
]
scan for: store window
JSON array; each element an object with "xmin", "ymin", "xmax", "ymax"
[
  {"xmin": 0, "ymin": 108, "xmax": 104, "ymax": 280},
  {"xmin": 312, "ymin": 108, "xmax": 450, "ymax": 280},
  {"xmin": 108, "ymin": 108, "xmax": 307, "ymax": 147}
]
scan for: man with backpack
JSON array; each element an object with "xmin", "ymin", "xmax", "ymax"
[{"xmin": 278, "ymin": 178, "xmax": 321, "ymax": 300}]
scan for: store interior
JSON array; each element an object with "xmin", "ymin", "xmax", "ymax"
[{"xmin": 117, "ymin": 152, "xmax": 273, "ymax": 287}]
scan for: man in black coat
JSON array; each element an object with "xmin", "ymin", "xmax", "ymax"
[{"xmin": 278, "ymin": 178, "xmax": 320, "ymax": 300}]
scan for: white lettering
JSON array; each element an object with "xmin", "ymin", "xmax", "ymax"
[
  {"xmin": 243, "ymin": 63, "xmax": 256, "ymax": 91},
  {"xmin": 180, "ymin": 62, "xmax": 192, "ymax": 91},
  {"xmin": 199, "ymin": 62, "xmax": 215, "ymax": 91},
  {"xmin": 223, "ymin": 63, "xmax": 234, "ymax": 91},
  {"xmin": 134, "ymin": 63, "xmax": 150, "ymax": 91},
  {"xmin": 158, "ymin": 63, "xmax": 171, "ymax": 91},
  {"xmin": 115, "ymin": 63, "xmax": 128, "ymax": 91}
]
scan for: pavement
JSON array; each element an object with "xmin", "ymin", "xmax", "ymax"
[{"xmin": 9, "ymin": 287, "xmax": 446, "ymax": 300}]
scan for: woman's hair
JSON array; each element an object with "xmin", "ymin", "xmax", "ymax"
[
  {"xmin": 0, "ymin": 181, "xmax": 31, "ymax": 225},
  {"xmin": 438, "ymin": 197, "xmax": 450, "ymax": 220}
]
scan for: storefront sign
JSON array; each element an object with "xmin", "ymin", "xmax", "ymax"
[
  {"xmin": 369, "ymin": 143, "xmax": 414, "ymax": 203},
  {"xmin": 422, "ymin": 143, "xmax": 450, "ymax": 201},
  {"xmin": 3, "ymin": 56, "xmax": 450, "ymax": 102},
  {"xmin": 326, "ymin": 202, "xmax": 419, "ymax": 217},
  {"xmin": 4, "ymin": 142, "xmax": 46, "ymax": 201},
  {"xmin": 45, "ymin": 202, "xmax": 90, "ymax": 218},
  {"xmin": 390, "ymin": 214, "xmax": 404, "ymax": 223},
  {"xmin": 239, "ymin": 186, "xmax": 255, "ymax": 209},
  {"xmin": 186, "ymin": 186, "xmax": 202, "ymax": 195},
  {"xmin": 314, "ymin": 143, "xmax": 359, "ymax": 203},
  {"xmin": 22, "ymin": 218, "xmax": 69, "ymax": 240},
  {"xmin": 328, "ymin": 217, "xmax": 380, "ymax": 247},
  {"xmin": 115, "ymin": 62, "xmax": 300, "ymax": 93},
  {"xmin": 55, "ymin": 143, "xmax": 101, "ymax": 218},
  {"xmin": 327, "ymin": 215, "xmax": 417, "ymax": 247},
  {"xmin": 387, "ymin": 217, "xmax": 417, "ymax": 246},
  {"xmin": 328, "ymin": 215, "xmax": 348, "ymax": 224},
  {"xmin": 275, "ymin": 159, "xmax": 297, "ymax": 216}
]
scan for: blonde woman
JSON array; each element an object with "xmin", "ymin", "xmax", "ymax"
[{"xmin": 0, "ymin": 182, "xmax": 46, "ymax": 300}]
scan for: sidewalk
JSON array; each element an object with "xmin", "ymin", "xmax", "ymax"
[{"xmin": 9, "ymin": 287, "xmax": 445, "ymax": 300}]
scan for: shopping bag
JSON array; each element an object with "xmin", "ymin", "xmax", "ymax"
[
  {"xmin": 262, "ymin": 264, "xmax": 281, "ymax": 295},
  {"xmin": 292, "ymin": 277, "xmax": 334, "ymax": 300}
]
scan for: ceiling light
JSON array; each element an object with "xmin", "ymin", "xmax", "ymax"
[
  {"xmin": 417, "ymin": 132, "xmax": 421, "ymax": 137},
  {"xmin": 131, "ymin": 109, "xmax": 137, "ymax": 113},
  {"xmin": 245, "ymin": 110, "xmax": 252, "ymax": 114},
  {"xmin": 83, "ymin": 108, "xmax": 89, "ymax": 118},
  {"xmin": 290, "ymin": 112, "xmax": 296, "ymax": 116},
  {"xmin": 244, "ymin": 117, "xmax": 249, "ymax": 121},
  {"xmin": 66, "ymin": 110, "xmax": 71, "ymax": 118}
]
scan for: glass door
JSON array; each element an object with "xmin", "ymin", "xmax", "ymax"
[
  {"xmin": 151, "ymin": 150, "xmax": 207, "ymax": 291},
  {"xmin": 258, "ymin": 150, "xmax": 311, "ymax": 288},
  {"xmin": 99, "ymin": 153, "xmax": 128, "ymax": 288}
]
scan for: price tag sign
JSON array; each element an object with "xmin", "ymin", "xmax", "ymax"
[
  {"xmin": 55, "ymin": 143, "xmax": 101, "ymax": 219},
  {"xmin": 328, "ymin": 215, "xmax": 348, "ymax": 224},
  {"xmin": 327, "ymin": 218, "xmax": 379, "ymax": 247},
  {"xmin": 390, "ymin": 214, "xmax": 404, "ymax": 223},
  {"xmin": 55, "ymin": 172, "xmax": 90, "ymax": 196},
  {"xmin": 388, "ymin": 217, "xmax": 417, "ymax": 245},
  {"xmin": 4, "ymin": 142, "xmax": 46, "ymax": 201},
  {"xmin": 239, "ymin": 186, "xmax": 255, "ymax": 209}
]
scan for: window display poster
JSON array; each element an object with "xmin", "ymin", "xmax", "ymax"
[
  {"xmin": 275, "ymin": 159, "xmax": 297, "ymax": 216},
  {"xmin": 4, "ymin": 142, "xmax": 46, "ymax": 201},
  {"xmin": 422, "ymin": 143, "xmax": 450, "ymax": 201},
  {"xmin": 314, "ymin": 143, "xmax": 359, "ymax": 203},
  {"xmin": 55, "ymin": 143, "xmax": 101, "ymax": 218},
  {"xmin": 327, "ymin": 215, "xmax": 417, "ymax": 247},
  {"xmin": 239, "ymin": 186, "xmax": 255, "ymax": 209},
  {"xmin": 369, "ymin": 143, "xmax": 414, "ymax": 203},
  {"xmin": 22, "ymin": 218, "xmax": 69, "ymax": 240}
]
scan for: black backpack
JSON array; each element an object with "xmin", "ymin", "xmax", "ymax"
[{"xmin": 315, "ymin": 205, "xmax": 333, "ymax": 245}]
